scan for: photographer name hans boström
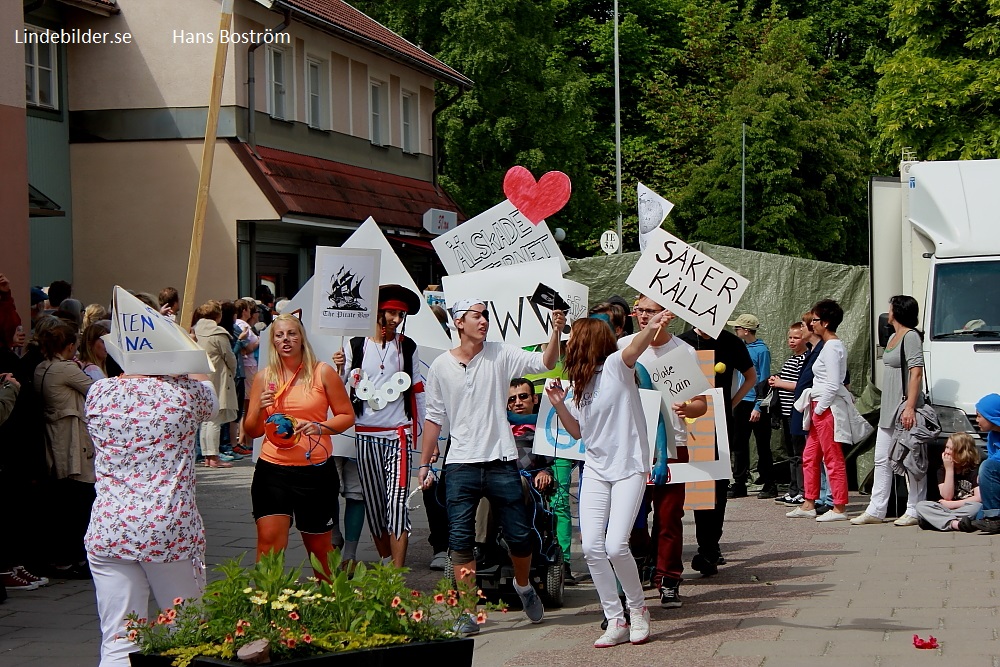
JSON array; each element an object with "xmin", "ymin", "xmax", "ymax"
[{"xmin": 172, "ymin": 29, "xmax": 291, "ymax": 44}]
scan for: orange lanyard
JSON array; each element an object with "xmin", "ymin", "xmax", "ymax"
[{"xmin": 272, "ymin": 363, "xmax": 303, "ymax": 412}]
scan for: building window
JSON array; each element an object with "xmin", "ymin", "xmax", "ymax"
[
  {"xmin": 267, "ymin": 46, "xmax": 288, "ymax": 119},
  {"xmin": 370, "ymin": 80, "xmax": 385, "ymax": 146},
  {"xmin": 306, "ymin": 58, "xmax": 327, "ymax": 129},
  {"xmin": 24, "ymin": 26, "xmax": 57, "ymax": 110},
  {"xmin": 401, "ymin": 91, "xmax": 417, "ymax": 153}
]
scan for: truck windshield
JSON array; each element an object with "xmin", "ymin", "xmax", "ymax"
[{"xmin": 931, "ymin": 260, "xmax": 1000, "ymax": 340}]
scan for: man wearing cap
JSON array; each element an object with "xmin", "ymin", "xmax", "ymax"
[
  {"xmin": 332, "ymin": 285, "xmax": 425, "ymax": 568},
  {"xmin": 728, "ymin": 314, "xmax": 776, "ymax": 499},
  {"xmin": 419, "ymin": 299, "xmax": 565, "ymax": 634}
]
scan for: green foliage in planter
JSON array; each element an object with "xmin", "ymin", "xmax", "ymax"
[{"xmin": 126, "ymin": 551, "xmax": 502, "ymax": 666}]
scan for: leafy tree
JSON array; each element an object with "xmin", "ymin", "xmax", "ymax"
[{"xmin": 874, "ymin": 0, "xmax": 1000, "ymax": 160}]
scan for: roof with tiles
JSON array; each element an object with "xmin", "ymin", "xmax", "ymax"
[{"xmin": 274, "ymin": 0, "xmax": 472, "ymax": 88}]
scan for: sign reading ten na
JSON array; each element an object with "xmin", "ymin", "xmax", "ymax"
[{"xmin": 626, "ymin": 228, "xmax": 748, "ymax": 338}]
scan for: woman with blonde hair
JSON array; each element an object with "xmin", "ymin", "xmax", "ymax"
[
  {"xmin": 915, "ymin": 433, "xmax": 982, "ymax": 531},
  {"xmin": 82, "ymin": 304, "xmax": 109, "ymax": 332},
  {"xmin": 78, "ymin": 321, "xmax": 111, "ymax": 381},
  {"xmin": 243, "ymin": 314, "xmax": 354, "ymax": 578},
  {"xmin": 545, "ymin": 309, "xmax": 668, "ymax": 648}
]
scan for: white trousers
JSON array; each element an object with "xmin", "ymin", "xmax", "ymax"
[
  {"xmin": 89, "ymin": 554, "xmax": 205, "ymax": 667},
  {"xmin": 864, "ymin": 426, "xmax": 927, "ymax": 519},
  {"xmin": 579, "ymin": 472, "xmax": 647, "ymax": 622},
  {"xmin": 199, "ymin": 418, "xmax": 223, "ymax": 457}
]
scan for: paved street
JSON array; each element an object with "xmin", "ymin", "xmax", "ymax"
[{"xmin": 1, "ymin": 460, "xmax": 997, "ymax": 666}]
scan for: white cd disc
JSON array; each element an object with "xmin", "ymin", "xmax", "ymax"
[
  {"xmin": 382, "ymin": 384, "xmax": 400, "ymax": 402},
  {"xmin": 348, "ymin": 369, "xmax": 363, "ymax": 389},
  {"xmin": 389, "ymin": 372, "xmax": 411, "ymax": 391},
  {"xmin": 369, "ymin": 394, "xmax": 386, "ymax": 411},
  {"xmin": 356, "ymin": 379, "xmax": 375, "ymax": 400}
]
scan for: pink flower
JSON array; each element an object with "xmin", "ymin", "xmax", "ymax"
[
  {"xmin": 411, "ymin": 610, "xmax": 424, "ymax": 622},
  {"xmin": 127, "ymin": 630, "xmax": 138, "ymax": 642},
  {"xmin": 286, "ymin": 638, "xmax": 296, "ymax": 649},
  {"xmin": 433, "ymin": 593, "xmax": 445, "ymax": 604},
  {"xmin": 391, "ymin": 596, "xmax": 402, "ymax": 608},
  {"xmin": 447, "ymin": 597, "xmax": 458, "ymax": 607},
  {"xmin": 303, "ymin": 634, "xmax": 312, "ymax": 644},
  {"xmin": 477, "ymin": 610, "xmax": 488, "ymax": 624},
  {"xmin": 235, "ymin": 626, "xmax": 245, "ymax": 637},
  {"xmin": 225, "ymin": 634, "xmax": 234, "ymax": 643},
  {"xmin": 411, "ymin": 590, "xmax": 421, "ymax": 597},
  {"xmin": 288, "ymin": 612, "xmax": 300, "ymax": 621},
  {"xmin": 173, "ymin": 597, "xmax": 184, "ymax": 606}
]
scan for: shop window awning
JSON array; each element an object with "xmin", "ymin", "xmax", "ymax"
[
  {"xmin": 29, "ymin": 184, "xmax": 65, "ymax": 217},
  {"xmin": 232, "ymin": 141, "xmax": 464, "ymax": 233}
]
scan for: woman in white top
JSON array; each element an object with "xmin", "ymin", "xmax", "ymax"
[
  {"xmin": 546, "ymin": 309, "xmax": 668, "ymax": 648},
  {"xmin": 790, "ymin": 299, "xmax": 851, "ymax": 522},
  {"xmin": 333, "ymin": 285, "xmax": 425, "ymax": 567}
]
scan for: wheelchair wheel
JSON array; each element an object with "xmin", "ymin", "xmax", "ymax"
[{"xmin": 539, "ymin": 561, "xmax": 565, "ymax": 608}]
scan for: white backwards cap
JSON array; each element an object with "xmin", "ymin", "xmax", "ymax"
[
  {"xmin": 450, "ymin": 299, "xmax": 487, "ymax": 320},
  {"xmin": 103, "ymin": 286, "xmax": 212, "ymax": 375}
]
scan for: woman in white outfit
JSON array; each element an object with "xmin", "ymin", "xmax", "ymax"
[
  {"xmin": 85, "ymin": 298, "xmax": 218, "ymax": 667},
  {"xmin": 546, "ymin": 309, "xmax": 668, "ymax": 648},
  {"xmin": 852, "ymin": 295, "xmax": 926, "ymax": 526}
]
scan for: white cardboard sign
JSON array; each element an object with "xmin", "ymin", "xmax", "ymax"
[
  {"xmin": 663, "ymin": 388, "xmax": 732, "ymax": 484},
  {"xmin": 626, "ymin": 228, "xmax": 748, "ymax": 338},
  {"xmin": 343, "ymin": 217, "xmax": 453, "ymax": 353},
  {"xmin": 441, "ymin": 259, "xmax": 586, "ymax": 346},
  {"xmin": 637, "ymin": 182, "xmax": 674, "ymax": 251},
  {"xmin": 313, "ymin": 247, "xmax": 380, "ymax": 337},
  {"xmin": 103, "ymin": 286, "xmax": 211, "ymax": 375},
  {"xmin": 646, "ymin": 344, "xmax": 712, "ymax": 405},
  {"xmin": 432, "ymin": 199, "xmax": 570, "ymax": 275}
]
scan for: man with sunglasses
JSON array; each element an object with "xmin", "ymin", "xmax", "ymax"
[
  {"xmin": 507, "ymin": 378, "xmax": 553, "ymax": 490},
  {"xmin": 419, "ymin": 299, "xmax": 565, "ymax": 635}
]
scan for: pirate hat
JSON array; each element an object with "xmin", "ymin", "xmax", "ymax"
[{"xmin": 378, "ymin": 284, "xmax": 422, "ymax": 315}]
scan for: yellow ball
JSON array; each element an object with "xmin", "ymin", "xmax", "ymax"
[{"xmin": 714, "ymin": 362, "xmax": 726, "ymax": 374}]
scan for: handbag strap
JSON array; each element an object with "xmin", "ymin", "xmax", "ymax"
[{"xmin": 900, "ymin": 334, "xmax": 909, "ymax": 399}]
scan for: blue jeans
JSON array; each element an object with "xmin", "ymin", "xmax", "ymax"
[
  {"xmin": 444, "ymin": 460, "xmax": 534, "ymax": 560},
  {"xmin": 979, "ymin": 457, "xmax": 1000, "ymax": 518}
]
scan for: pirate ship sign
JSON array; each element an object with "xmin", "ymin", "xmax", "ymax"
[
  {"xmin": 312, "ymin": 246, "xmax": 381, "ymax": 337},
  {"xmin": 327, "ymin": 267, "xmax": 367, "ymax": 311}
]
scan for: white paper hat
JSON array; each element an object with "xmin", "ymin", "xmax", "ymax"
[{"xmin": 103, "ymin": 286, "xmax": 212, "ymax": 375}]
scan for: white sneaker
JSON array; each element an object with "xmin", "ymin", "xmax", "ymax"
[
  {"xmin": 850, "ymin": 512, "xmax": 883, "ymax": 525},
  {"xmin": 595, "ymin": 619, "xmax": 630, "ymax": 648},
  {"xmin": 816, "ymin": 510, "xmax": 849, "ymax": 522},
  {"xmin": 786, "ymin": 507, "xmax": 817, "ymax": 518},
  {"xmin": 893, "ymin": 514, "xmax": 920, "ymax": 527},
  {"xmin": 629, "ymin": 606, "xmax": 651, "ymax": 644}
]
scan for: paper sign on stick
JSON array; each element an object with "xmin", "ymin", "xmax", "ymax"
[
  {"xmin": 529, "ymin": 283, "xmax": 570, "ymax": 312},
  {"xmin": 432, "ymin": 200, "xmax": 570, "ymax": 275},
  {"xmin": 646, "ymin": 345, "xmax": 712, "ymax": 405},
  {"xmin": 313, "ymin": 247, "xmax": 380, "ymax": 337},
  {"xmin": 103, "ymin": 286, "xmax": 211, "ymax": 375},
  {"xmin": 442, "ymin": 259, "xmax": 584, "ymax": 346},
  {"xmin": 637, "ymin": 183, "xmax": 674, "ymax": 251},
  {"xmin": 343, "ymin": 218, "xmax": 452, "ymax": 352},
  {"xmin": 626, "ymin": 228, "xmax": 749, "ymax": 338}
]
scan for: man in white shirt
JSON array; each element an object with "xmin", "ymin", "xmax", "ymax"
[
  {"xmin": 419, "ymin": 299, "xmax": 565, "ymax": 634},
  {"xmin": 618, "ymin": 295, "xmax": 706, "ymax": 609}
]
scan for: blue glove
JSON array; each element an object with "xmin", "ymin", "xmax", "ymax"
[{"xmin": 652, "ymin": 459, "xmax": 669, "ymax": 486}]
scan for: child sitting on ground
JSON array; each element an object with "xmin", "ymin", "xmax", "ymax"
[{"xmin": 915, "ymin": 432, "xmax": 981, "ymax": 531}]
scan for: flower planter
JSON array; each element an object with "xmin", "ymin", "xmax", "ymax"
[{"xmin": 129, "ymin": 637, "xmax": 474, "ymax": 667}]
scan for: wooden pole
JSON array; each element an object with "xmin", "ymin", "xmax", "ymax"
[{"xmin": 179, "ymin": 0, "xmax": 235, "ymax": 329}]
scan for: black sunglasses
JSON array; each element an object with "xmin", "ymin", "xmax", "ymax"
[{"xmin": 507, "ymin": 392, "xmax": 532, "ymax": 403}]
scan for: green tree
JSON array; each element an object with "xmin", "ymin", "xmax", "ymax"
[
  {"xmin": 671, "ymin": 17, "xmax": 870, "ymax": 263},
  {"xmin": 874, "ymin": 0, "xmax": 1000, "ymax": 160}
]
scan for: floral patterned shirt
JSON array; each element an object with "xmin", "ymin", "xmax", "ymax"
[{"xmin": 85, "ymin": 376, "xmax": 217, "ymax": 562}]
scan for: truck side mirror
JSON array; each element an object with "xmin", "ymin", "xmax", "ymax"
[{"xmin": 877, "ymin": 313, "xmax": 892, "ymax": 348}]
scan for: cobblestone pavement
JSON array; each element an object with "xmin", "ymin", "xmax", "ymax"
[{"xmin": 2, "ymin": 459, "xmax": 997, "ymax": 666}]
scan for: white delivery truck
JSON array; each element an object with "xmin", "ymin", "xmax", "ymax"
[{"xmin": 870, "ymin": 158, "xmax": 1000, "ymax": 442}]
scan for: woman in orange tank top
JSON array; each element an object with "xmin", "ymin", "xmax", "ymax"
[{"xmin": 243, "ymin": 314, "xmax": 354, "ymax": 578}]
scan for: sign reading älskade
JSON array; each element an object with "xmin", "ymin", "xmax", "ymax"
[
  {"xmin": 431, "ymin": 199, "xmax": 570, "ymax": 275},
  {"xmin": 626, "ymin": 228, "xmax": 748, "ymax": 338}
]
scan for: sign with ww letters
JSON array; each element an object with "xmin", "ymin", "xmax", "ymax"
[{"xmin": 626, "ymin": 228, "xmax": 748, "ymax": 338}]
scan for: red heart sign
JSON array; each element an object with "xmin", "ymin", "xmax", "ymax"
[{"xmin": 502, "ymin": 166, "xmax": 572, "ymax": 225}]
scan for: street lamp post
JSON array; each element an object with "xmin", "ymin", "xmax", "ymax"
[{"xmin": 614, "ymin": 0, "xmax": 622, "ymax": 253}]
